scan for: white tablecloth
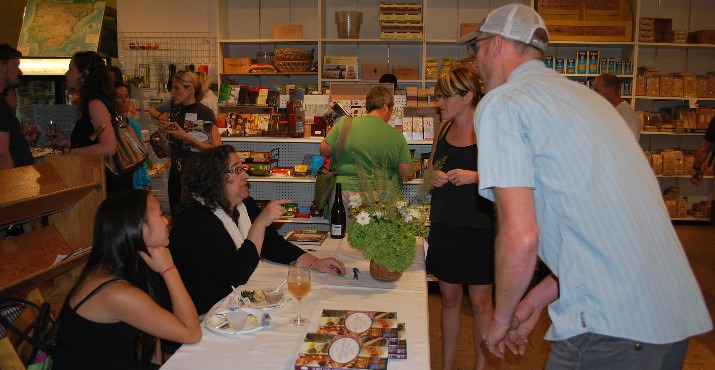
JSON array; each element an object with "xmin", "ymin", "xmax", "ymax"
[{"xmin": 161, "ymin": 237, "xmax": 430, "ymax": 370}]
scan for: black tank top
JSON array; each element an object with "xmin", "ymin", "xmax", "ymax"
[
  {"xmin": 52, "ymin": 278, "xmax": 138, "ymax": 370},
  {"xmin": 430, "ymin": 121, "xmax": 495, "ymax": 229}
]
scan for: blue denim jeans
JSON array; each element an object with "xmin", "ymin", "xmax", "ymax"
[{"xmin": 546, "ymin": 333, "xmax": 689, "ymax": 370}]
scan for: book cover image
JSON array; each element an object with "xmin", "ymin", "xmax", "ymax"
[
  {"xmin": 316, "ymin": 310, "xmax": 407, "ymax": 359},
  {"xmin": 294, "ymin": 333, "xmax": 390, "ymax": 370},
  {"xmin": 285, "ymin": 230, "xmax": 329, "ymax": 246}
]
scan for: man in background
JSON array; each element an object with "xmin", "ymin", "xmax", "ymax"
[
  {"xmin": 691, "ymin": 116, "xmax": 715, "ymax": 185},
  {"xmin": 593, "ymin": 73, "xmax": 641, "ymax": 140},
  {"xmin": 0, "ymin": 43, "xmax": 33, "ymax": 169},
  {"xmin": 466, "ymin": 4, "xmax": 711, "ymax": 369}
]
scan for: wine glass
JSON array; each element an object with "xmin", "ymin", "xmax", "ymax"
[
  {"xmin": 46, "ymin": 120, "xmax": 60, "ymax": 151},
  {"xmin": 287, "ymin": 261, "xmax": 311, "ymax": 327}
]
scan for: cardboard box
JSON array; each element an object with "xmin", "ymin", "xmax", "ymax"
[
  {"xmin": 412, "ymin": 116, "xmax": 423, "ymax": 140},
  {"xmin": 272, "ymin": 25, "xmax": 303, "ymax": 39},
  {"xmin": 223, "ymin": 58, "xmax": 252, "ymax": 74},
  {"xmin": 588, "ymin": 50, "xmax": 600, "ymax": 74},
  {"xmin": 688, "ymin": 30, "xmax": 715, "ymax": 44},
  {"xmin": 361, "ymin": 63, "xmax": 389, "ymax": 80},
  {"xmin": 459, "ymin": 23, "xmax": 480, "ymax": 38},
  {"xmin": 391, "ymin": 66, "xmax": 419, "ymax": 80},
  {"xmin": 402, "ymin": 116, "xmax": 413, "ymax": 140},
  {"xmin": 576, "ymin": 50, "xmax": 588, "ymax": 74}
]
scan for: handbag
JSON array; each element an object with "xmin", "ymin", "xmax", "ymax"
[
  {"xmin": 0, "ymin": 297, "xmax": 56, "ymax": 370},
  {"xmin": 95, "ymin": 96, "xmax": 147, "ymax": 176},
  {"xmin": 313, "ymin": 116, "xmax": 353, "ymax": 216}
]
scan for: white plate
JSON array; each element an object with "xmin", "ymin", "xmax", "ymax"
[
  {"xmin": 204, "ymin": 308, "xmax": 267, "ymax": 336},
  {"xmin": 229, "ymin": 289, "xmax": 291, "ymax": 311}
]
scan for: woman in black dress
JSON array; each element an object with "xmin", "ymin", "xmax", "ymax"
[
  {"xmin": 426, "ymin": 66, "xmax": 495, "ymax": 370},
  {"xmin": 154, "ymin": 70, "xmax": 221, "ymax": 215},
  {"xmin": 64, "ymin": 51, "xmax": 133, "ymax": 195}
]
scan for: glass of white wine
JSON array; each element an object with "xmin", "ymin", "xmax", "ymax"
[{"xmin": 287, "ymin": 261, "xmax": 311, "ymax": 327}]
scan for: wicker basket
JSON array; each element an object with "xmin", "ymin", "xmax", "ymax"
[
  {"xmin": 274, "ymin": 60, "xmax": 313, "ymax": 73},
  {"xmin": 274, "ymin": 48, "xmax": 314, "ymax": 62},
  {"xmin": 369, "ymin": 260, "xmax": 403, "ymax": 282}
]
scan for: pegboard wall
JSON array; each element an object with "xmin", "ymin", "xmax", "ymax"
[{"xmin": 117, "ymin": 32, "xmax": 217, "ymax": 92}]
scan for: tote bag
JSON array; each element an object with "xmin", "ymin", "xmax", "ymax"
[{"xmin": 95, "ymin": 96, "xmax": 147, "ymax": 175}]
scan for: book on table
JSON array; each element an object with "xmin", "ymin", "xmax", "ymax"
[{"xmin": 285, "ymin": 230, "xmax": 329, "ymax": 246}]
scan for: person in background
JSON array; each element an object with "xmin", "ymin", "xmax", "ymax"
[
  {"xmin": 154, "ymin": 70, "xmax": 220, "ymax": 216},
  {"xmin": 378, "ymin": 73, "xmax": 398, "ymax": 92},
  {"xmin": 197, "ymin": 71, "xmax": 219, "ymax": 115},
  {"xmin": 170, "ymin": 145, "xmax": 346, "ymax": 314},
  {"xmin": 52, "ymin": 190, "xmax": 201, "ymax": 370},
  {"xmin": 64, "ymin": 51, "xmax": 132, "ymax": 195},
  {"xmin": 593, "ymin": 73, "xmax": 641, "ymax": 140},
  {"xmin": 468, "ymin": 4, "xmax": 711, "ymax": 368},
  {"xmin": 427, "ymin": 66, "xmax": 494, "ymax": 370},
  {"xmin": 691, "ymin": 116, "xmax": 715, "ymax": 185},
  {"xmin": 319, "ymin": 85, "xmax": 412, "ymax": 191},
  {"xmin": 115, "ymin": 82, "xmax": 151, "ymax": 190},
  {"xmin": 0, "ymin": 43, "xmax": 33, "ymax": 169}
]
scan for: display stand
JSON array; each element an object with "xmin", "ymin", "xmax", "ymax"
[{"xmin": 0, "ymin": 154, "xmax": 104, "ymax": 294}]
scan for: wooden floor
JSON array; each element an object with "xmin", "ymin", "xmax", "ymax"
[{"xmin": 428, "ymin": 224, "xmax": 715, "ymax": 370}]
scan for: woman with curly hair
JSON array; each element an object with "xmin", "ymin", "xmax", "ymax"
[
  {"xmin": 64, "ymin": 51, "xmax": 132, "ymax": 195},
  {"xmin": 52, "ymin": 190, "xmax": 201, "ymax": 370},
  {"xmin": 169, "ymin": 145, "xmax": 346, "ymax": 314}
]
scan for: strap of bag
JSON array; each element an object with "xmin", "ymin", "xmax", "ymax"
[
  {"xmin": 0, "ymin": 298, "xmax": 56, "ymax": 359},
  {"xmin": 93, "ymin": 96, "xmax": 122, "ymax": 127},
  {"xmin": 334, "ymin": 116, "xmax": 353, "ymax": 163},
  {"xmin": 437, "ymin": 120, "xmax": 454, "ymax": 142}
]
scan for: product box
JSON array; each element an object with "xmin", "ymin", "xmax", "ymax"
[
  {"xmin": 412, "ymin": 116, "xmax": 423, "ymax": 140},
  {"xmin": 423, "ymin": 116, "xmax": 434, "ymax": 140},
  {"xmin": 615, "ymin": 61, "xmax": 623, "ymax": 75},
  {"xmin": 599, "ymin": 58, "xmax": 609, "ymax": 75},
  {"xmin": 322, "ymin": 56, "xmax": 358, "ymax": 80},
  {"xmin": 608, "ymin": 58, "xmax": 616, "ymax": 74},
  {"xmin": 554, "ymin": 58, "xmax": 565, "ymax": 74},
  {"xmin": 624, "ymin": 61, "xmax": 633, "ymax": 75},
  {"xmin": 272, "ymin": 24, "xmax": 303, "ymax": 39},
  {"xmin": 588, "ymin": 50, "xmax": 600, "ymax": 74},
  {"xmin": 391, "ymin": 66, "xmax": 419, "ymax": 80},
  {"xmin": 566, "ymin": 58, "xmax": 576, "ymax": 74},
  {"xmin": 223, "ymin": 58, "xmax": 251, "ymax": 74},
  {"xmin": 361, "ymin": 63, "xmax": 389, "ymax": 81},
  {"xmin": 576, "ymin": 50, "xmax": 588, "ymax": 74},
  {"xmin": 544, "ymin": 55, "xmax": 555, "ymax": 69},
  {"xmin": 402, "ymin": 116, "xmax": 413, "ymax": 140}
]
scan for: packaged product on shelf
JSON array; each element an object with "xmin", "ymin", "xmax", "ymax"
[
  {"xmin": 392, "ymin": 66, "xmax": 419, "ymax": 80},
  {"xmin": 424, "ymin": 58, "xmax": 438, "ymax": 80},
  {"xmin": 554, "ymin": 58, "xmax": 564, "ymax": 74},
  {"xmin": 672, "ymin": 75, "xmax": 684, "ymax": 97},
  {"xmin": 646, "ymin": 76, "xmax": 660, "ymax": 97},
  {"xmin": 651, "ymin": 153, "xmax": 663, "ymax": 175},
  {"xmin": 402, "ymin": 116, "xmax": 413, "ymax": 141},
  {"xmin": 608, "ymin": 58, "xmax": 616, "ymax": 74},
  {"xmin": 622, "ymin": 81, "xmax": 632, "ymax": 96},
  {"xmin": 423, "ymin": 117, "xmax": 434, "ymax": 141},
  {"xmin": 635, "ymin": 75, "xmax": 646, "ymax": 96},
  {"xmin": 544, "ymin": 56, "xmax": 554, "ymax": 69},
  {"xmin": 659, "ymin": 75, "xmax": 674, "ymax": 97},
  {"xmin": 624, "ymin": 61, "xmax": 633, "ymax": 75},
  {"xmin": 412, "ymin": 116, "xmax": 423, "ymax": 140},
  {"xmin": 588, "ymin": 51, "xmax": 600, "ymax": 74},
  {"xmin": 566, "ymin": 58, "xmax": 576, "ymax": 74},
  {"xmin": 695, "ymin": 75, "xmax": 709, "ymax": 98},
  {"xmin": 615, "ymin": 61, "xmax": 623, "ymax": 75},
  {"xmin": 661, "ymin": 149, "xmax": 676, "ymax": 176},
  {"xmin": 576, "ymin": 50, "xmax": 587, "ymax": 74},
  {"xmin": 708, "ymin": 73, "xmax": 715, "ymax": 98},
  {"xmin": 599, "ymin": 58, "xmax": 609, "ymax": 75}
]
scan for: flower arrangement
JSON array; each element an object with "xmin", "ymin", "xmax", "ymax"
[{"xmin": 347, "ymin": 164, "xmax": 440, "ymax": 274}]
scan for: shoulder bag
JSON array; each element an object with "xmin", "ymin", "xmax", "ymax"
[
  {"xmin": 0, "ymin": 297, "xmax": 56, "ymax": 370},
  {"xmin": 313, "ymin": 116, "xmax": 353, "ymax": 216},
  {"xmin": 93, "ymin": 96, "xmax": 147, "ymax": 176}
]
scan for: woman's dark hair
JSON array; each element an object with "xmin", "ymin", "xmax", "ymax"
[
  {"xmin": 69, "ymin": 189, "xmax": 161, "ymax": 366},
  {"xmin": 182, "ymin": 145, "xmax": 234, "ymax": 214},
  {"xmin": 71, "ymin": 51, "xmax": 113, "ymax": 113},
  {"xmin": 107, "ymin": 65, "xmax": 124, "ymax": 86}
]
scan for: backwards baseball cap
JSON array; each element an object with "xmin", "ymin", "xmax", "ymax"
[{"xmin": 458, "ymin": 4, "xmax": 549, "ymax": 52}]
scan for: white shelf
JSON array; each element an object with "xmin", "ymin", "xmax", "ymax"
[
  {"xmin": 563, "ymin": 74, "xmax": 632, "ymax": 78},
  {"xmin": 655, "ymin": 175, "xmax": 713, "ymax": 179},
  {"xmin": 641, "ymin": 131, "xmax": 705, "ymax": 136},
  {"xmin": 222, "ymin": 137, "xmax": 323, "ymax": 144},
  {"xmin": 220, "ymin": 72, "xmax": 318, "ymax": 76},
  {"xmin": 635, "ymin": 96, "xmax": 715, "ymax": 101},
  {"xmin": 219, "ymin": 39, "xmax": 318, "ymax": 44},
  {"xmin": 638, "ymin": 42, "xmax": 715, "ymax": 49},
  {"xmin": 274, "ymin": 217, "xmax": 329, "ymax": 225},
  {"xmin": 321, "ymin": 38, "xmax": 422, "ymax": 44},
  {"xmin": 671, "ymin": 216, "xmax": 711, "ymax": 222},
  {"xmin": 549, "ymin": 41, "xmax": 635, "ymax": 47},
  {"xmin": 248, "ymin": 176, "xmax": 316, "ymax": 183}
]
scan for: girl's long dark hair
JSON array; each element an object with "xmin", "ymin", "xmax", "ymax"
[
  {"xmin": 181, "ymin": 145, "xmax": 234, "ymax": 214},
  {"xmin": 71, "ymin": 51, "xmax": 114, "ymax": 114},
  {"xmin": 69, "ymin": 189, "xmax": 162, "ymax": 366}
]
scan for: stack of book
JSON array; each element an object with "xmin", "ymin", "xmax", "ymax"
[
  {"xmin": 294, "ymin": 309, "xmax": 407, "ymax": 369},
  {"xmin": 379, "ymin": 2, "xmax": 423, "ymax": 39}
]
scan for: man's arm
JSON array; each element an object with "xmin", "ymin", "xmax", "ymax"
[
  {"xmin": 319, "ymin": 140, "xmax": 333, "ymax": 157},
  {"xmin": 0, "ymin": 132, "xmax": 14, "ymax": 169},
  {"xmin": 484, "ymin": 186, "xmax": 540, "ymax": 358},
  {"xmin": 691, "ymin": 137, "xmax": 714, "ymax": 185}
]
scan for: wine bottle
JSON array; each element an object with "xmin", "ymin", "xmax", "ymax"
[{"xmin": 330, "ymin": 183, "xmax": 346, "ymax": 239}]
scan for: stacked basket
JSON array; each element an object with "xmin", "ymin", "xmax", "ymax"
[{"xmin": 273, "ymin": 48, "xmax": 314, "ymax": 73}]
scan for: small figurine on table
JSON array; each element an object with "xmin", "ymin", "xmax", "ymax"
[{"xmin": 352, "ymin": 267, "xmax": 360, "ymax": 280}]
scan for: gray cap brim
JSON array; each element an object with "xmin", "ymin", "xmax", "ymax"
[{"xmin": 456, "ymin": 29, "xmax": 479, "ymax": 45}]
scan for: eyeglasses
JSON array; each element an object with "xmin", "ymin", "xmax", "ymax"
[
  {"xmin": 466, "ymin": 35, "xmax": 496, "ymax": 56},
  {"xmin": 226, "ymin": 166, "xmax": 247, "ymax": 175}
]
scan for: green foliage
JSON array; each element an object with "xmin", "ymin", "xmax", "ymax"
[{"xmin": 346, "ymin": 164, "xmax": 441, "ymax": 272}]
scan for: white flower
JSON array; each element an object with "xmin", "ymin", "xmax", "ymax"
[
  {"xmin": 395, "ymin": 200, "xmax": 407, "ymax": 209},
  {"xmin": 373, "ymin": 211, "xmax": 384, "ymax": 219},
  {"xmin": 356, "ymin": 211, "xmax": 371, "ymax": 226},
  {"xmin": 404, "ymin": 213, "xmax": 414, "ymax": 223},
  {"xmin": 348, "ymin": 194, "xmax": 362, "ymax": 209},
  {"xmin": 408, "ymin": 208, "xmax": 421, "ymax": 220}
]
